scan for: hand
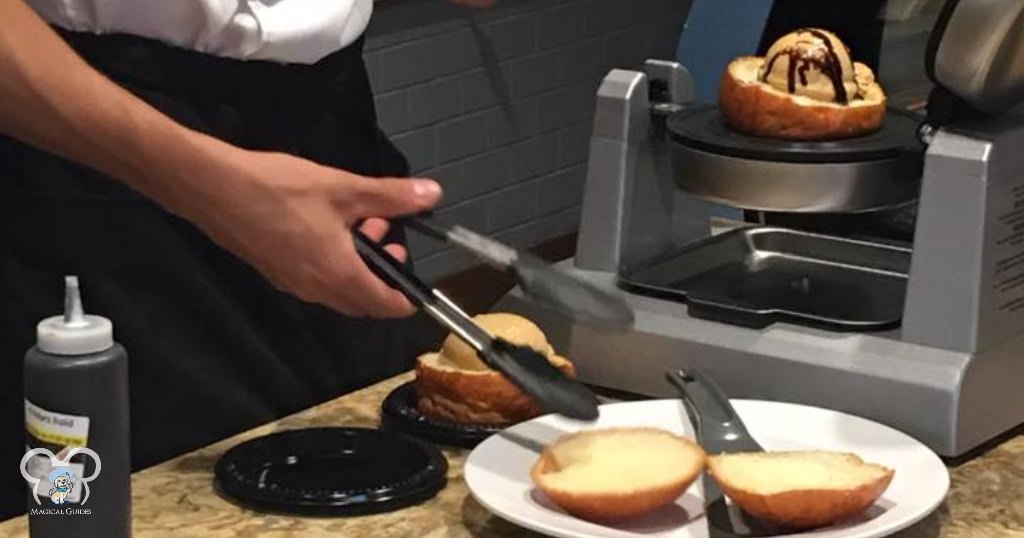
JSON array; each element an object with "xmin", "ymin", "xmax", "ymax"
[
  {"xmin": 169, "ymin": 142, "xmax": 442, "ymax": 318},
  {"xmin": 0, "ymin": 0, "xmax": 442, "ymax": 318}
]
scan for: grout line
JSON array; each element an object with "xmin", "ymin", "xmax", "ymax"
[
  {"xmin": 490, "ymin": 204, "xmax": 581, "ymax": 241},
  {"xmin": 437, "ymin": 160, "xmax": 588, "ymax": 210}
]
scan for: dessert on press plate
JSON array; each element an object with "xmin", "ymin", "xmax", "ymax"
[{"xmin": 720, "ymin": 28, "xmax": 887, "ymax": 140}]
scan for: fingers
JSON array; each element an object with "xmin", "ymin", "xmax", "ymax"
[
  {"xmin": 312, "ymin": 267, "xmax": 415, "ymax": 319},
  {"xmin": 311, "ymin": 235, "xmax": 414, "ymax": 319},
  {"xmin": 343, "ymin": 247, "xmax": 415, "ymax": 318},
  {"xmin": 352, "ymin": 239, "xmax": 409, "ymax": 315},
  {"xmin": 358, "ymin": 218, "xmax": 407, "ymax": 263},
  {"xmin": 383, "ymin": 243, "xmax": 407, "ymax": 264},
  {"xmin": 348, "ymin": 177, "xmax": 442, "ymax": 219},
  {"xmin": 323, "ymin": 206, "xmax": 416, "ymax": 318},
  {"xmin": 359, "ymin": 217, "xmax": 390, "ymax": 242},
  {"xmin": 362, "ymin": 273, "xmax": 415, "ymax": 318}
]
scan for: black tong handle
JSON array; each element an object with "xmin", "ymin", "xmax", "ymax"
[
  {"xmin": 353, "ymin": 229, "xmax": 434, "ymax": 307},
  {"xmin": 402, "ymin": 214, "xmax": 448, "ymax": 241},
  {"xmin": 353, "ymin": 229, "xmax": 494, "ymax": 352}
]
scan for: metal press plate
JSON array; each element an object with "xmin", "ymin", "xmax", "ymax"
[
  {"xmin": 671, "ymin": 145, "xmax": 921, "ymax": 213},
  {"xmin": 667, "ymin": 107, "xmax": 925, "ymax": 213}
]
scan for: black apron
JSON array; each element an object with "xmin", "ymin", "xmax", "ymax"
[{"xmin": 0, "ymin": 30, "xmax": 414, "ymax": 517}]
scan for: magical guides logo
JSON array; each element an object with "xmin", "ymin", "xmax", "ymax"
[{"xmin": 20, "ymin": 447, "xmax": 102, "ymax": 506}]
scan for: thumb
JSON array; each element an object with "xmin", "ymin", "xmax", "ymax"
[{"xmin": 351, "ymin": 177, "xmax": 442, "ymax": 218}]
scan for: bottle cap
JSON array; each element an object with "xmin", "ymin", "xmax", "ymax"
[{"xmin": 37, "ymin": 276, "xmax": 114, "ymax": 355}]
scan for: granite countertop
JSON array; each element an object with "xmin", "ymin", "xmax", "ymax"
[{"xmin": 3, "ymin": 372, "xmax": 1024, "ymax": 537}]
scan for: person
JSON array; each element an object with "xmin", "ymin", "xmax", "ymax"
[{"xmin": 0, "ymin": 0, "xmax": 490, "ymax": 517}]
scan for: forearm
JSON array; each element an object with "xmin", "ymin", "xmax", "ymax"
[
  {"xmin": 0, "ymin": 0, "xmax": 227, "ymax": 210},
  {"xmin": 0, "ymin": 0, "xmax": 440, "ymax": 318}
]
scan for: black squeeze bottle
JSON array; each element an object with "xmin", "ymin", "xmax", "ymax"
[{"xmin": 23, "ymin": 276, "xmax": 131, "ymax": 537}]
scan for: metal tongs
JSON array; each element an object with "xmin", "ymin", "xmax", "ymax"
[
  {"xmin": 404, "ymin": 215, "xmax": 635, "ymax": 328},
  {"xmin": 666, "ymin": 369, "xmax": 774, "ymax": 537},
  {"xmin": 354, "ymin": 230, "xmax": 600, "ymax": 421}
]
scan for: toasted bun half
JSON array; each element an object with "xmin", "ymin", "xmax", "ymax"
[
  {"xmin": 531, "ymin": 427, "xmax": 706, "ymax": 521},
  {"xmin": 719, "ymin": 57, "xmax": 886, "ymax": 141},
  {"xmin": 707, "ymin": 451, "xmax": 895, "ymax": 529},
  {"xmin": 414, "ymin": 352, "xmax": 576, "ymax": 424}
]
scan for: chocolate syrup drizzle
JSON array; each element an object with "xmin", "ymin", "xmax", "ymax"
[{"xmin": 760, "ymin": 28, "xmax": 849, "ymax": 104}]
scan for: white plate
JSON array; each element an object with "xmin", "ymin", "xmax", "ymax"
[{"xmin": 464, "ymin": 399, "xmax": 949, "ymax": 538}]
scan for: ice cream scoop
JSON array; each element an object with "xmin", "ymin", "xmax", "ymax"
[{"xmin": 758, "ymin": 28, "xmax": 858, "ymax": 104}]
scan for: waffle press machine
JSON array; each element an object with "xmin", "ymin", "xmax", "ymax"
[{"xmin": 495, "ymin": 0, "xmax": 1024, "ymax": 457}]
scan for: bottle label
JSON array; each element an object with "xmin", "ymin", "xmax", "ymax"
[{"xmin": 23, "ymin": 400, "xmax": 92, "ymax": 505}]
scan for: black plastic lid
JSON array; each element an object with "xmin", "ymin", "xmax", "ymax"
[
  {"xmin": 213, "ymin": 427, "xmax": 447, "ymax": 516},
  {"xmin": 380, "ymin": 381, "xmax": 504, "ymax": 449},
  {"xmin": 666, "ymin": 105, "xmax": 924, "ymax": 164}
]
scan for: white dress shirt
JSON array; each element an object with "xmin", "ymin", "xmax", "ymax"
[{"xmin": 27, "ymin": 0, "xmax": 373, "ymax": 64}]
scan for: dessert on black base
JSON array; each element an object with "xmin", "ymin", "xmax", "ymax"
[{"xmin": 414, "ymin": 313, "xmax": 576, "ymax": 425}]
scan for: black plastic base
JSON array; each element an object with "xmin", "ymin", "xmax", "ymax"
[{"xmin": 380, "ymin": 382, "xmax": 503, "ymax": 449}]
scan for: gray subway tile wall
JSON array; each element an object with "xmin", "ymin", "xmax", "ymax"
[
  {"xmin": 366, "ymin": 0, "xmax": 688, "ymax": 281},
  {"xmin": 436, "ymin": 112, "xmax": 489, "ymax": 162},
  {"xmin": 557, "ymin": 122, "xmax": 591, "ymax": 169},
  {"xmin": 461, "ymin": 69, "xmax": 501, "ymax": 112},
  {"xmin": 536, "ymin": 165, "xmax": 587, "ymax": 217},
  {"xmin": 480, "ymin": 14, "xmax": 536, "ymax": 60},
  {"xmin": 537, "ymin": 3, "xmax": 586, "ymax": 49},
  {"xmin": 487, "ymin": 181, "xmax": 537, "ymax": 231},
  {"xmin": 391, "ymin": 127, "xmax": 437, "ymax": 171},
  {"xmin": 508, "ymin": 54, "xmax": 562, "ymax": 98},
  {"xmin": 515, "ymin": 132, "xmax": 560, "ymax": 181},
  {"xmin": 457, "ymin": 148, "xmax": 517, "ymax": 201},
  {"xmin": 487, "ymin": 98, "xmax": 538, "ymax": 146},
  {"xmin": 373, "ymin": 90, "xmax": 409, "ymax": 135},
  {"xmin": 408, "ymin": 76, "xmax": 463, "ymax": 128}
]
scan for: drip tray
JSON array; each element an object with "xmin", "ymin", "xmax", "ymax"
[{"xmin": 618, "ymin": 227, "xmax": 912, "ymax": 331}]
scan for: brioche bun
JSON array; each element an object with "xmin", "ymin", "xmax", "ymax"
[
  {"xmin": 707, "ymin": 450, "xmax": 895, "ymax": 529},
  {"xmin": 531, "ymin": 427, "xmax": 706, "ymax": 521},
  {"xmin": 415, "ymin": 351, "xmax": 574, "ymax": 424},
  {"xmin": 720, "ymin": 56, "xmax": 886, "ymax": 141}
]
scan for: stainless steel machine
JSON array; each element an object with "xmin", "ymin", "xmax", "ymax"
[{"xmin": 496, "ymin": 0, "xmax": 1024, "ymax": 457}]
